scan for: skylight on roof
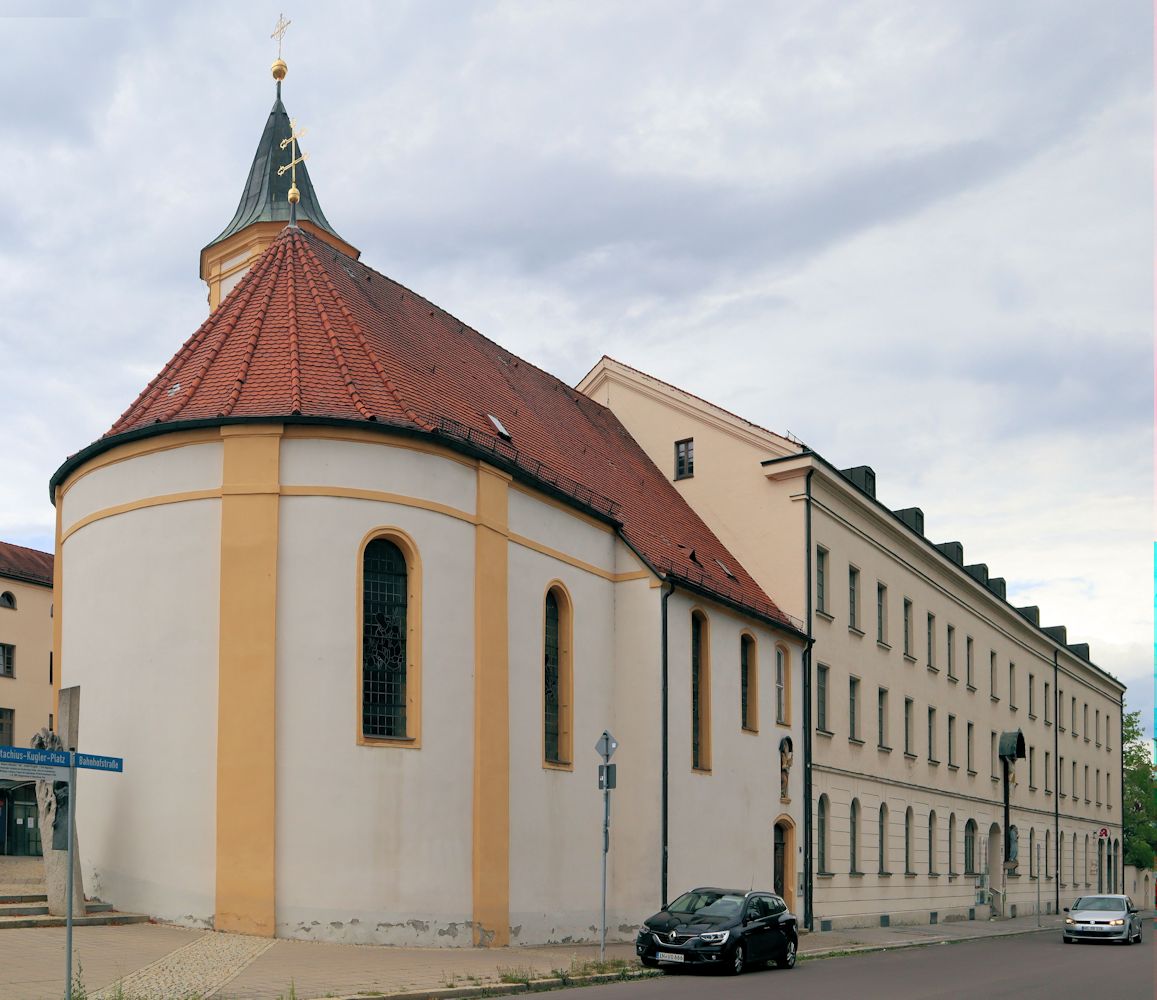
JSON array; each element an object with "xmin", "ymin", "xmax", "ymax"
[
  {"xmin": 487, "ymin": 414, "xmax": 512, "ymax": 440},
  {"xmin": 715, "ymin": 558, "xmax": 736, "ymax": 580}
]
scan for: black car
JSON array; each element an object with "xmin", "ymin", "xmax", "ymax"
[{"xmin": 635, "ymin": 887, "xmax": 798, "ymax": 974}]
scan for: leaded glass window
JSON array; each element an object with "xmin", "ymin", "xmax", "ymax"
[
  {"xmin": 692, "ymin": 614, "xmax": 704, "ymax": 768},
  {"xmin": 740, "ymin": 635, "xmax": 753, "ymax": 730},
  {"xmin": 362, "ymin": 539, "xmax": 408, "ymax": 739},
  {"xmin": 544, "ymin": 591, "xmax": 561, "ymax": 762}
]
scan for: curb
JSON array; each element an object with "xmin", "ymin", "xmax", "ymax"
[
  {"xmin": 317, "ymin": 970, "xmax": 659, "ymax": 1000},
  {"xmin": 801, "ymin": 922, "xmax": 1061, "ymax": 960}
]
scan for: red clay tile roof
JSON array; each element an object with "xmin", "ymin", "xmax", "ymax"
[
  {"xmin": 0, "ymin": 541, "xmax": 53, "ymax": 587},
  {"xmin": 95, "ymin": 227, "xmax": 798, "ymax": 631}
]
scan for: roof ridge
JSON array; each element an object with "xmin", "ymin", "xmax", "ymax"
[
  {"xmin": 220, "ymin": 238, "xmax": 286, "ymax": 417},
  {"xmin": 156, "ymin": 241, "xmax": 284, "ymax": 425},
  {"xmin": 297, "ymin": 232, "xmax": 433, "ymax": 431},
  {"xmin": 287, "ymin": 236, "xmax": 302, "ymax": 415},
  {"xmin": 295, "ymin": 230, "xmax": 375, "ymax": 421}
]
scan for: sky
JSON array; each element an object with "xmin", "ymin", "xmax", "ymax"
[{"xmin": 0, "ymin": 2, "xmax": 1152, "ymax": 734}]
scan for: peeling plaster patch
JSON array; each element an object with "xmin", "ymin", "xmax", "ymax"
[
  {"xmin": 617, "ymin": 923, "xmax": 636, "ymax": 933},
  {"xmin": 510, "ymin": 924, "xmax": 522, "ymax": 938},
  {"xmin": 477, "ymin": 925, "xmax": 496, "ymax": 947},
  {"xmin": 329, "ymin": 921, "xmax": 344, "ymax": 929}
]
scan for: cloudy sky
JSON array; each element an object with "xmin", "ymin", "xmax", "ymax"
[{"xmin": 0, "ymin": 2, "xmax": 1151, "ymax": 732}]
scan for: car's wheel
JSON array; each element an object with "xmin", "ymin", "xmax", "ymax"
[
  {"xmin": 728, "ymin": 943, "xmax": 746, "ymax": 975},
  {"xmin": 776, "ymin": 935, "xmax": 798, "ymax": 969},
  {"xmin": 1135, "ymin": 924, "xmax": 1142, "ymax": 944},
  {"xmin": 1063, "ymin": 936, "xmax": 1073, "ymax": 944}
]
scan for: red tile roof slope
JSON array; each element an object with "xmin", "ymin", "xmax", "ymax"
[
  {"xmin": 0, "ymin": 541, "xmax": 53, "ymax": 587},
  {"xmin": 103, "ymin": 227, "xmax": 798, "ymax": 631}
]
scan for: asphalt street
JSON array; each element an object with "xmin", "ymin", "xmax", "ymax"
[{"xmin": 498, "ymin": 927, "xmax": 1156, "ymax": 1000}]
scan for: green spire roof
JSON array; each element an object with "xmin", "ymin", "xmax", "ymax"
[{"xmin": 204, "ymin": 85, "xmax": 345, "ymax": 252}]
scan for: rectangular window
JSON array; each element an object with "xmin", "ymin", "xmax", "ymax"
[
  {"xmin": 1072, "ymin": 760, "xmax": 1077, "ymax": 796},
  {"xmin": 1058, "ymin": 688, "xmax": 1065, "ymax": 731},
  {"xmin": 926, "ymin": 613, "xmax": 936, "ymax": 669},
  {"xmin": 0, "ymin": 644, "xmax": 13, "ymax": 678},
  {"xmin": 775, "ymin": 646, "xmax": 786, "ymax": 726},
  {"xmin": 0, "ymin": 707, "xmax": 12, "ymax": 745},
  {"xmin": 948, "ymin": 714, "xmax": 956, "ymax": 766},
  {"xmin": 1095, "ymin": 708, "xmax": 1100, "ymax": 744},
  {"xmin": 1107, "ymin": 771, "xmax": 1111, "ymax": 808},
  {"xmin": 817, "ymin": 664, "xmax": 829, "ymax": 732},
  {"xmin": 741, "ymin": 635, "xmax": 757, "ymax": 732},
  {"xmin": 1029, "ymin": 746, "xmax": 1036, "ymax": 788},
  {"xmin": 848, "ymin": 567, "xmax": 860, "ymax": 631},
  {"xmin": 878, "ymin": 687, "xmax": 889, "ymax": 748},
  {"xmin": 927, "ymin": 707, "xmax": 937, "ymax": 761},
  {"xmin": 904, "ymin": 698, "xmax": 914, "ymax": 754},
  {"xmin": 1095, "ymin": 769, "xmax": 1101, "ymax": 805},
  {"xmin": 1045, "ymin": 681, "xmax": 1051, "ymax": 723},
  {"xmin": 1083, "ymin": 703, "xmax": 1088, "ymax": 740},
  {"xmin": 49, "ymin": 651, "xmax": 53, "ymax": 686},
  {"xmin": 967, "ymin": 721, "xmax": 974, "ymax": 771},
  {"xmin": 946, "ymin": 625, "xmax": 956, "ymax": 678},
  {"xmin": 1072, "ymin": 697, "xmax": 1077, "ymax": 732},
  {"xmin": 691, "ymin": 614, "xmax": 710, "ymax": 770},
  {"xmin": 991, "ymin": 731, "xmax": 998, "ymax": 778},
  {"xmin": 1045, "ymin": 751, "xmax": 1051, "ymax": 792},
  {"xmin": 849, "ymin": 677, "xmax": 861, "ymax": 741},
  {"xmin": 877, "ymin": 582, "xmax": 888, "ymax": 643},
  {"xmin": 1106, "ymin": 715, "xmax": 1112, "ymax": 750},
  {"xmin": 1028, "ymin": 673, "xmax": 1035, "ymax": 716},
  {"xmin": 816, "ymin": 547, "xmax": 828, "ymax": 614},
  {"xmin": 1008, "ymin": 662, "xmax": 1016, "ymax": 709},
  {"xmin": 966, "ymin": 636, "xmax": 974, "ymax": 686},
  {"xmin": 903, "ymin": 599, "xmax": 913, "ymax": 656},
  {"xmin": 990, "ymin": 651, "xmax": 998, "ymax": 698},
  {"xmin": 1060, "ymin": 756, "xmax": 1065, "ymax": 795},
  {"xmin": 674, "ymin": 438, "xmax": 694, "ymax": 479},
  {"xmin": 1084, "ymin": 765, "xmax": 1089, "ymax": 801}
]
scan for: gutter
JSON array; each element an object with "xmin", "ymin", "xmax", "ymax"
[
  {"xmin": 660, "ymin": 580, "xmax": 674, "ymax": 908},
  {"xmin": 803, "ymin": 468, "xmax": 814, "ymax": 931},
  {"xmin": 1053, "ymin": 649, "xmax": 1059, "ymax": 915}
]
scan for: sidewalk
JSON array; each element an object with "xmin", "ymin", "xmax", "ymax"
[{"xmin": 0, "ymin": 908, "xmax": 1095, "ymax": 1000}]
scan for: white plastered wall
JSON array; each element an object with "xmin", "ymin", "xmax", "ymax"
[
  {"xmin": 61, "ymin": 497, "xmax": 222, "ymax": 925},
  {"xmin": 274, "ymin": 440, "xmax": 476, "ymax": 945}
]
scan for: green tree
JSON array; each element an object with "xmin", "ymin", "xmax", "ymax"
[{"xmin": 1122, "ymin": 709, "xmax": 1157, "ymax": 869}]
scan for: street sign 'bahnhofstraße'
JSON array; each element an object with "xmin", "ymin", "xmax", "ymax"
[{"xmin": 0, "ymin": 745, "xmax": 123, "ymax": 781}]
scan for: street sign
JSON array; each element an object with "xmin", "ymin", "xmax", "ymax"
[
  {"xmin": 598, "ymin": 763, "xmax": 617, "ymax": 790},
  {"xmin": 595, "ymin": 730, "xmax": 618, "ymax": 761},
  {"xmin": 76, "ymin": 753, "xmax": 123, "ymax": 773},
  {"xmin": 0, "ymin": 746, "xmax": 69, "ymax": 782}
]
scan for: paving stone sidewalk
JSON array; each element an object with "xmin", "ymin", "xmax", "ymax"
[{"xmin": 0, "ymin": 907, "xmax": 1115, "ymax": 1000}]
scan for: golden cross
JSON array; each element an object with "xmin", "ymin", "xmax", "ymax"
[{"xmin": 271, "ymin": 13, "xmax": 291, "ymax": 59}]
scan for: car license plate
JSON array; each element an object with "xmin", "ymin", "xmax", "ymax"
[{"xmin": 656, "ymin": 951, "xmax": 684, "ymax": 962}]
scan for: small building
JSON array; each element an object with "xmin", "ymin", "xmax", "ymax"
[{"xmin": 0, "ymin": 540, "xmax": 55, "ymax": 857}]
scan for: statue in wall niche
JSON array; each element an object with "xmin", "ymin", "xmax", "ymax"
[
  {"xmin": 1006, "ymin": 824, "xmax": 1019, "ymax": 872},
  {"xmin": 779, "ymin": 736, "xmax": 793, "ymax": 803},
  {"xmin": 31, "ymin": 727, "xmax": 86, "ymax": 916}
]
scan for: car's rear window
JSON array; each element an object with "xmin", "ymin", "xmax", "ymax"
[{"xmin": 1072, "ymin": 896, "xmax": 1124, "ymax": 911}]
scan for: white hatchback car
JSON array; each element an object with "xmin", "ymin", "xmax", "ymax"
[{"xmin": 1063, "ymin": 895, "xmax": 1143, "ymax": 944}]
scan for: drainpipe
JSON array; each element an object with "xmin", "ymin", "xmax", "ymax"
[
  {"xmin": 1118, "ymin": 693, "xmax": 1124, "ymax": 892},
  {"xmin": 1053, "ymin": 650, "xmax": 1059, "ymax": 916},
  {"xmin": 660, "ymin": 579, "xmax": 674, "ymax": 908},
  {"xmin": 803, "ymin": 469, "xmax": 815, "ymax": 931}
]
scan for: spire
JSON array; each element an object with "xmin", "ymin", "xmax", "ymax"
[{"xmin": 198, "ymin": 17, "xmax": 358, "ymax": 311}]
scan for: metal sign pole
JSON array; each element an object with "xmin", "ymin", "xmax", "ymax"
[
  {"xmin": 601, "ymin": 775, "xmax": 609, "ymax": 962},
  {"xmin": 65, "ymin": 748, "xmax": 76, "ymax": 1000}
]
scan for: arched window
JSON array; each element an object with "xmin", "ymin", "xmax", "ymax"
[
  {"xmin": 1029, "ymin": 828, "xmax": 1036, "ymax": 877},
  {"xmin": 0, "ymin": 591, "xmax": 15, "ymax": 610},
  {"xmin": 817, "ymin": 794, "xmax": 830, "ymax": 873},
  {"xmin": 775, "ymin": 645, "xmax": 790, "ymax": 725},
  {"xmin": 740, "ymin": 634, "xmax": 757, "ymax": 732},
  {"xmin": 928, "ymin": 811, "xmax": 938, "ymax": 874},
  {"xmin": 850, "ymin": 798, "xmax": 860, "ymax": 873},
  {"xmin": 964, "ymin": 819, "xmax": 977, "ymax": 874},
  {"xmin": 361, "ymin": 536, "xmax": 415, "ymax": 742},
  {"xmin": 691, "ymin": 611, "xmax": 711, "ymax": 770},
  {"xmin": 904, "ymin": 807, "xmax": 914, "ymax": 874},
  {"xmin": 544, "ymin": 585, "xmax": 573, "ymax": 766},
  {"xmin": 1113, "ymin": 838, "xmax": 1121, "ymax": 892},
  {"xmin": 878, "ymin": 803, "xmax": 889, "ymax": 874},
  {"xmin": 948, "ymin": 814, "xmax": 957, "ymax": 876}
]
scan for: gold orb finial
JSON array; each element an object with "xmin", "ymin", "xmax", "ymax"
[
  {"xmin": 288, "ymin": 183, "xmax": 301, "ymax": 204},
  {"xmin": 272, "ymin": 58, "xmax": 288, "ymax": 81}
]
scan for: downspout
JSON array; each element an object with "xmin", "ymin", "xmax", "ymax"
[
  {"xmin": 1053, "ymin": 650, "xmax": 1059, "ymax": 915},
  {"xmin": 803, "ymin": 469, "xmax": 815, "ymax": 931},
  {"xmin": 1118, "ymin": 693, "xmax": 1124, "ymax": 892},
  {"xmin": 660, "ymin": 579, "xmax": 674, "ymax": 908}
]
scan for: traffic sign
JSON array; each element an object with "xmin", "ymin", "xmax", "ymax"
[{"xmin": 595, "ymin": 730, "xmax": 618, "ymax": 761}]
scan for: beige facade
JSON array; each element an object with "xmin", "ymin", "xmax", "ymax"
[
  {"xmin": 55, "ymin": 426, "xmax": 805, "ymax": 944},
  {"xmin": 0, "ymin": 547, "xmax": 54, "ymax": 749},
  {"xmin": 579, "ymin": 357, "xmax": 1126, "ymax": 929}
]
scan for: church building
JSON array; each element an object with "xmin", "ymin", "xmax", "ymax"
[{"xmin": 48, "ymin": 56, "xmax": 807, "ymax": 945}]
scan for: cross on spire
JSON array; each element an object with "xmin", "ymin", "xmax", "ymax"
[
  {"xmin": 271, "ymin": 13, "xmax": 291, "ymax": 59},
  {"xmin": 278, "ymin": 119, "xmax": 309, "ymax": 224}
]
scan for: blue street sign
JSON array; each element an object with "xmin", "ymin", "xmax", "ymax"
[
  {"xmin": 77, "ymin": 753, "xmax": 123, "ymax": 773},
  {"xmin": 0, "ymin": 745, "xmax": 69, "ymax": 782}
]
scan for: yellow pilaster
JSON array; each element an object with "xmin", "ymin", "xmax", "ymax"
[
  {"xmin": 473, "ymin": 464, "xmax": 511, "ymax": 946},
  {"xmin": 51, "ymin": 488, "xmax": 63, "ymax": 720},
  {"xmin": 215, "ymin": 425, "xmax": 282, "ymax": 936}
]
